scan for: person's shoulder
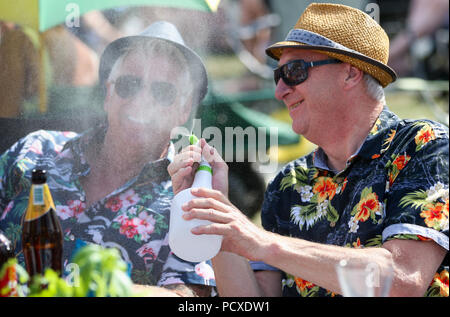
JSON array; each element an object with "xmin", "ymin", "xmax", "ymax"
[
  {"xmin": 14, "ymin": 129, "xmax": 78, "ymax": 143},
  {"xmin": 399, "ymin": 117, "xmax": 448, "ymax": 136},
  {"xmin": 393, "ymin": 117, "xmax": 448, "ymax": 149},
  {"xmin": 281, "ymin": 152, "xmax": 314, "ymax": 172},
  {"xmin": 4, "ymin": 129, "xmax": 79, "ymax": 157},
  {"xmin": 25, "ymin": 129, "xmax": 79, "ymax": 140},
  {"xmin": 268, "ymin": 152, "xmax": 315, "ymax": 188},
  {"xmin": 377, "ymin": 116, "xmax": 448, "ymax": 169}
]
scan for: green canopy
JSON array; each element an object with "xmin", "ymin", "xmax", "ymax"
[{"xmin": 0, "ymin": 0, "xmax": 220, "ymax": 32}]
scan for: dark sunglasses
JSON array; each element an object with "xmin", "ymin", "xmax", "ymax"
[
  {"xmin": 274, "ymin": 58, "xmax": 342, "ymax": 86},
  {"xmin": 112, "ymin": 75, "xmax": 178, "ymax": 107}
]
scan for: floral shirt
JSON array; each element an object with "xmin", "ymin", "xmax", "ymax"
[
  {"xmin": 253, "ymin": 107, "xmax": 448, "ymax": 297},
  {"xmin": 0, "ymin": 126, "xmax": 215, "ymax": 288}
]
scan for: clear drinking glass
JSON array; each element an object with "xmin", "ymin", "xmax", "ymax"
[{"xmin": 336, "ymin": 259, "xmax": 394, "ymax": 297}]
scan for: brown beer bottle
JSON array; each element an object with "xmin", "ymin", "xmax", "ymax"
[{"xmin": 21, "ymin": 169, "xmax": 63, "ymax": 277}]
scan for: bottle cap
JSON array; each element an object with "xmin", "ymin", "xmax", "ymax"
[
  {"xmin": 31, "ymin": 169, "xmax": 47, "ymax": 184},
  {"xmin": 188, "ymin": 135, "xmax": 212, "ymax": 174},
  {"xmin": 189, "ymin": 134, "xmax": 199, "ymax": 145}
]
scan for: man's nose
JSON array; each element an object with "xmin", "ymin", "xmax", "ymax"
[
  {"xmin": 274, "ymin": 78, "xmax": 294, "ymax": 101},
  {"xmin": 131, "ymin": 84, "xmax": 152, "ymax": 104}
]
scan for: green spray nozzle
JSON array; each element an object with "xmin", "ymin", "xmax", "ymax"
[
  {"xmin": 189, "ymin": 134, "xmax": 199, "ymax": 145},
  {"xmin": 188, "ymin": 135, "xmax": 212, "ymax": 174}
]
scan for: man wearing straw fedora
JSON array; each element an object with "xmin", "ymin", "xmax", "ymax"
[{"xmin": 169, "ymin": 3, "xmax": 448, "ymax": 297}]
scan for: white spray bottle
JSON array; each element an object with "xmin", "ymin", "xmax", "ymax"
[{"xmin": 169, "ymin": 135, "xmax": 223, "ymax": 262}]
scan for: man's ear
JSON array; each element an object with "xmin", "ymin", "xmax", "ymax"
[{"xmin": 343, "ymin": 64, "xmax": 364, "ymax": 90}]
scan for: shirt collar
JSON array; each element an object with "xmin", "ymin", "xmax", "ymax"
[
  {"xmin": 313, "ymin": 106, "xmax": 401, "ymax": 171},
  {"xmin": 313, "ymin": 143, "xmax": 363, "ymax": 174},
  {"xmin": 357, "ymin": 106, "xmax": 401, "ymax": 159}
]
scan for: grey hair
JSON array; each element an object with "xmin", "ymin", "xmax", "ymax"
[{"xmin": 363, "ymin": 73, "xmax": 385, "ymax": 104}]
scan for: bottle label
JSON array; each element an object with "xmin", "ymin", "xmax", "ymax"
[
  {"xmin": 24, "ymin": 184, "xmax": 56, "ymax": 222},
  {"xmin": 33, "ymin": 185, "xmax": 44, "ymax": 205}
]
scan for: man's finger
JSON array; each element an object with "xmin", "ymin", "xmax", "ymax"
[
  {"xmin": 189, "ymin": 187, "xmax": 231, "ymax": 206},
  {"xmin": 181, "ymin": 144, "xmax": 202, "ymax": 154},
  {"xmin": 167, "ymin": 151, "xmax": 201, "ymax": 176},
  {"xmin": 191, "ymin": 223, "xmax": 230, "ymax": 236},
  {"xmin": 182, "ymin": 208, "xmax": 231, "ymax": 223},
  {"xmin": 171, "ymin": 166, "xmax": 195, "ymax": 193},
  {"xmin": 202, "ymin": 142, "xmax": 223, "ymax": 166}
]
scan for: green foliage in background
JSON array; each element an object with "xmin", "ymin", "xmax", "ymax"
[{"xmin": 1, "ymin": 244, "xmax": 134, "ymax": 297}]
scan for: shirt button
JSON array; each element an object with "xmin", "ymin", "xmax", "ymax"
[{"xmin": 334, "ymin": 177, "xmax": 344, "ymax": 184}]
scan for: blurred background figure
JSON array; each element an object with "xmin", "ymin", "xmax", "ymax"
[
  {"xmin": 239, "ymin": 0, "xmax": 273, "ymax": 64},
  {"xmin": 387, "ymin": 0, "xmax": 449, "ymax": 79},
  {"xmin": 0, "ymin": 21, "xmax": 40, "ymax": 118},
  {"xmin": 45, "ymin": 25, "xmax": 100, "ymax": 87},
  {"xmin": 1, "ymin": 8, "xmax": 125, "ymax": 119},
  {"xmin": 66, "ymin": 9, "xmax": 124, "ymax": 55},
  {"xmin": 0, "ymin": 22, "xmax": 101, "ymax": 118}
]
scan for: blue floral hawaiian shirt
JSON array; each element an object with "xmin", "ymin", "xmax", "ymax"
[
  {"xmin": 252, "ymin": 107, "xmax": 448, "ymax": 297},
  {"xmin": 0, "ymin": 125, "xmax": 215, "ymax": 288}
]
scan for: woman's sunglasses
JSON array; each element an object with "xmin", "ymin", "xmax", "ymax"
[
  {"xmin": 274, "ymin": 58, "xmax": 342, "ymax": 86},
  {"xmin": 112, "ymin": 75, "xmax": 178, "ymax": 107}
]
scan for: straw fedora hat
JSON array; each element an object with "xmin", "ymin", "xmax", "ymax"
[
  {"xmin": 99, "ymin": 21, "xmax": 207, "ymax": 104},
  {"xmin": 266, "ymin": 3, "xmax": 397, "ymax": 87}
]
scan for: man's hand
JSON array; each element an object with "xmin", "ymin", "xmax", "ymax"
[
  {"xmin": 131, "ymin": 284, "xmax": 181, "ymax": 297},
  {"xmin": 163, "ymin": 284, "xmax": 213, "ymax": 297},
  {"xmin": 181, "ymin": 187, "xmax": 272, "ymax": 261},
  {"xmin": 132, "ymin": 284, "xmax": 212, "ymax": 297},
  {"xmin": 168, "ymin": 139, "xmax": 229, "ymax": 196}
]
